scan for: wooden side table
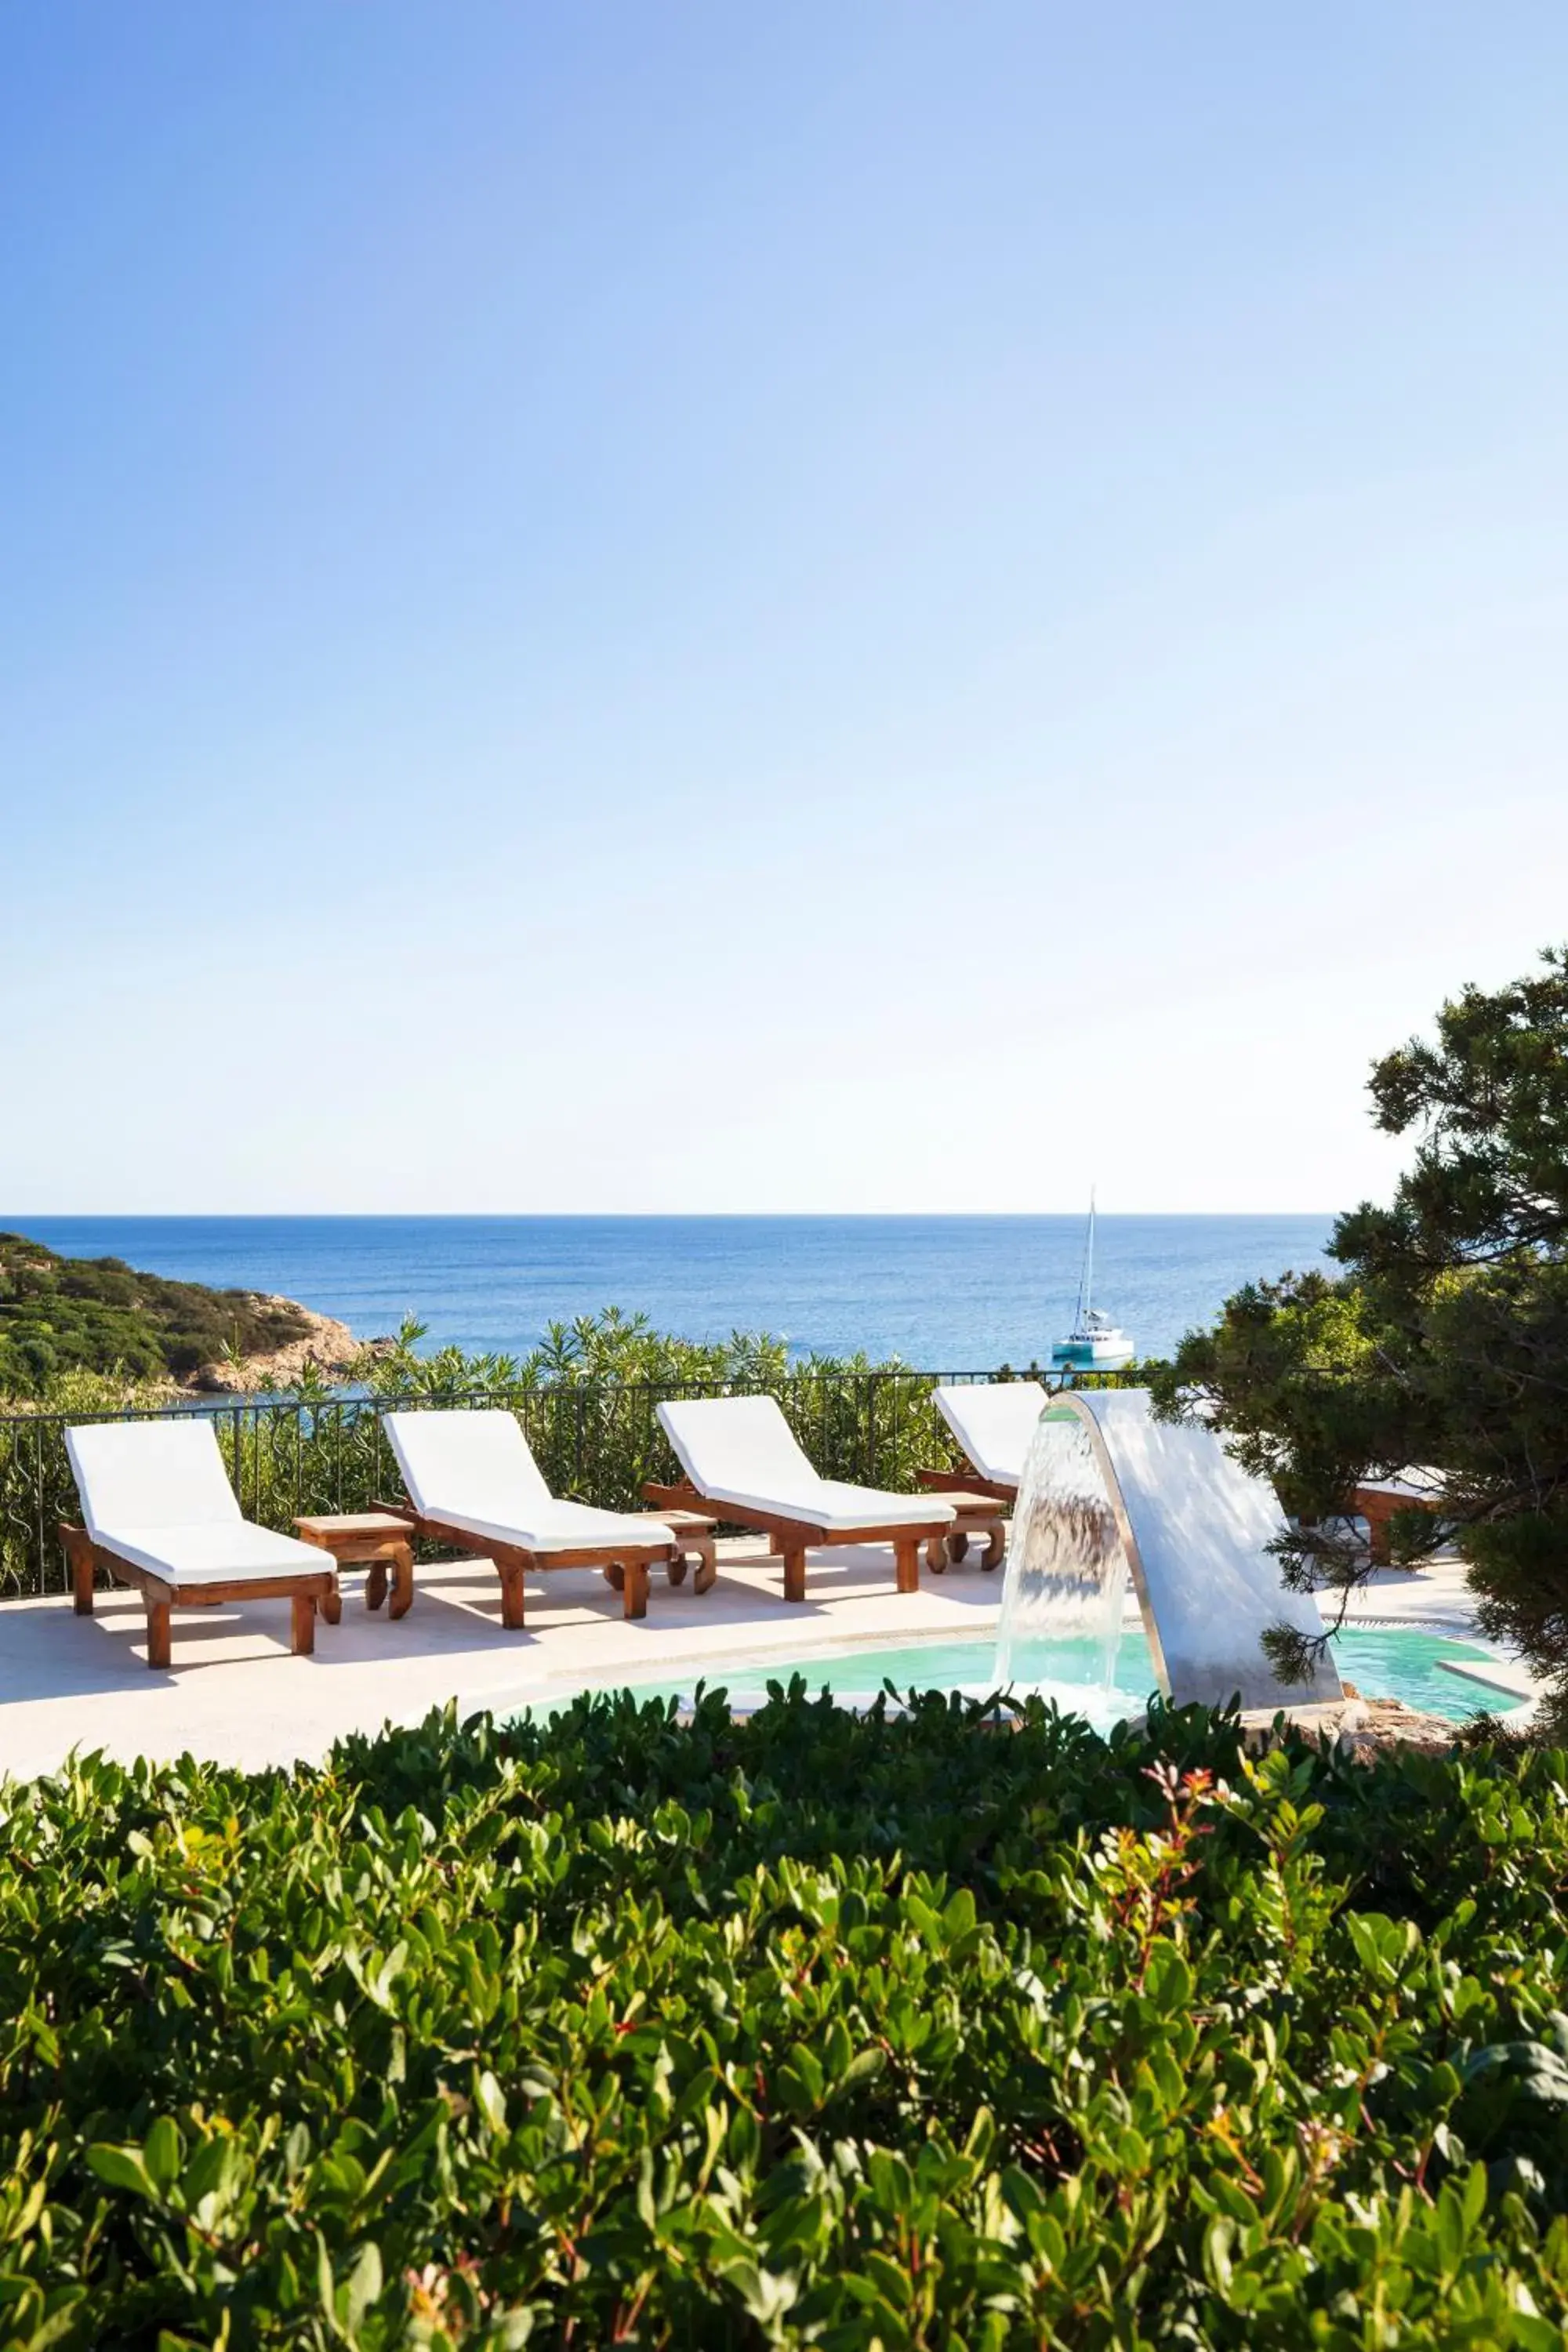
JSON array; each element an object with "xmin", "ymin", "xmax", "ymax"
[
  {"xmin": 295, "ymin": 1512, "xmax": 416, "ymax": 1618},
  {"xmin": 921, "ymin": 1490, "xmax": 1007, "ymax": 1574},
  {"xmin": 604, "ymin": 1507, "xmax": 719, "ymax": 1596}
]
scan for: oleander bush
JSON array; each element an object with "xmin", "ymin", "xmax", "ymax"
[{"xmin": 4, "ymin": 1690, "xmax": 1568, "ymax": 2347}]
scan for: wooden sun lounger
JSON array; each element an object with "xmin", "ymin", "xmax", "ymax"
[
  {"xmin": 922, "ymin": 1381, "xmax": 1050, "ymax": 1504},
  {"xmin": 379, "ymin": 1409, "xmax": 688, "ymax": 1627},
  {"xmin": 641, "ymin": 1486, "xmax": 946, "ymax": 1602},
  {"xmin": 641, "ymin": 1477, "xmax": 952, "ymax": 1602},
  {"xmin": 59, "ymin": 1523, "xmax": 340, "ymax": 1668},
  {"xmin": 61, "ymin": 1417, "xmax": 344, "ymax": 1670},
  {"xmin": 1351, "ymin": 1475, "xmax": 1445, "ymax": 1566},
  {"xmin": 372, "ymin": 1495, "xmax": 677, "ymax": 1624},
  {"xmin": 916, "ymin": 1466, "xmax": 1016, "ymax": 1503},
  {"xmin": 649, "ymin": 1394, "xmax": 957, "ymax": 1606}
]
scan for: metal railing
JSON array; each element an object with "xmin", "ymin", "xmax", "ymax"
[{"xmin": 0, "ymin": 1365, "xmax": 1140, "ymax": 1599}]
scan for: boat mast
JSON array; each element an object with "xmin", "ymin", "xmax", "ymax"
[{"xmin": 1075, "ymin": 1187, "xmax": 1096, "ymax": 1328}]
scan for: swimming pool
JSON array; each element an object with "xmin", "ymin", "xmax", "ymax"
[{"xmin": 536, "ymin": 1624, "xmax": 1519, "ymax": 1728}]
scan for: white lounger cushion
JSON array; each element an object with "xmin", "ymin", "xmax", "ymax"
[
  {"xmin": 67, "ymin": 1418, "xmax": 244, "ymax": 1535},
  {"xmin": 66, "ymin": 1420, "xmax": 332, "ymax": 1586},
  {"xmin": 383, "ymin": 1409, "xmax": 673, "ymax": 1552},
  {"xmin": 420, "ymin": 1500, "xmax": 676, "ymax": 1554},
  {"xmin": 931, "ymin": 1381, "xmax": 1050, "ymax": 1490},
  {"xmin": 807, "ymin": 1479, "xmax": 955, "ymax": 1530},
  {"xmin": 85, "ymin": 1523, "xmax": 334, "ymax": 1585},
  {"xmin": 1356, "ymin": 1467, "xmax": 1444, "ymax": 1500},
  {"xmin": 656, "ymin": 1396, "xmax": 953, "ymax": 1532}
]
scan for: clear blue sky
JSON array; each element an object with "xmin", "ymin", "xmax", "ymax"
[{"xmin": 2, "ymin": 4, "xmax": 1565, "ymax": 1214}]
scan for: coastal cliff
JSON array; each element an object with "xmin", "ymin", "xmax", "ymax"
[
  {"xmin": 0, "ymin": 1232, "xmax": 388, "ymax": 1397},
  {"xmin": 185, "ymin": 1297, "xmax": 393, "ymax": 1392}
]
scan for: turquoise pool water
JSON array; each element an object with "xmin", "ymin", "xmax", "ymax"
[{"xmin": 572, "ymin": 1626, "xmax": 1512, "ymax": 1726}]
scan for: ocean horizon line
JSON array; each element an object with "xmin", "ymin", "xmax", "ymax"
[{"xmin": 4, "ymin": 1208, "xmax": 1341, "ymax": 1224}]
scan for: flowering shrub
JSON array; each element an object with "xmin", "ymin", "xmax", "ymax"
[{"xmin": 3, "ymin": 1690, "xmax": 1568, "ymax": 2345}]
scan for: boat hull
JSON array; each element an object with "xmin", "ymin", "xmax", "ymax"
[{"xmin": 1050, "ymin": 1338, "xmax": 1136, "ymax": 1370}]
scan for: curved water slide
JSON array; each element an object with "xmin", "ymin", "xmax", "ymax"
[{"xmin": 1000, "ymin": 1388, "xmax": 1343, "ymax": 1712}]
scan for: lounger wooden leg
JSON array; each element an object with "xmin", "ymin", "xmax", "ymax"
[
  {"xmin": 499, "ymin": 1564, "xmax": 526, "ymax": 1630},
  {"xmin": 290, "ymin": 1593, "xmax": 317, "ymax": 1656},
  {"xmin": 365, "ymin": 1560, "xmax": 388, "ymax": 1611},
  {"xmin": 894, "ymin": 1537, "xmax": 920, "ymax": 1595},
  {"xmin": 692, "ymin": 1537, "xmax": 717, "ymax": 1595},
  {"xmin": 782, "ymin": 1546, "xmax": 808, "ymax": 1603},
  {"xmin": 145, "ymin": 1600, "xmax": 172, "ymax": 1670},
  {"xmin": 1366, "ymin": 1501, "xmax": 1394, "ymax": 1566},
  {"xmin": 622, "ymin": 1559, "xmax": 650, "ymax": 1620},
  {"xmin": 66, "ymin": 1530, "xmax": 96, "ymax": 1615},
  {"xmin": 389, "ymin": 1543, "xmax": 414, "ymax": 1620}
]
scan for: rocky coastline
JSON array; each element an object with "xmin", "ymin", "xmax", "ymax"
[{"xmin": 186, "ymin": 1297, "xmax": 397, "ymax": 1393}]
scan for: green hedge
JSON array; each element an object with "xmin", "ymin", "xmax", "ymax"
[{"xmin": 3, "ymin": 1693, "xmax": 1568, "ymax": 2345}]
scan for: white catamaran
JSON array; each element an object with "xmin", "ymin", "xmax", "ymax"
[{"xmin": 1051, "ymin": 1192, "xmax": 1135, "ymax": 1371}]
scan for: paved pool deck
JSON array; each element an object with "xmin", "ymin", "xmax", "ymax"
[
  {"xmin": 0, "ymin": 1541, "xmax": 1506, "ymax": 1782},
  {"xmin": 0, "ymin": 1539, "xmax": 1004, "ymax": 1779}
]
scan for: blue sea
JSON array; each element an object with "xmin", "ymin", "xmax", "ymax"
[{"xmin": 4, "ymin": 1215, "xmax": 1335, "ymax": 1370}]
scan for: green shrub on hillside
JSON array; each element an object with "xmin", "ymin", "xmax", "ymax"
[
  {"xmin": 0, "ymin": 1233, "xmax": 313, "ymax": 1393},
  {"xmin": 2, "ymin": 1693, "xmax": 1568, "ymax": 2345}
]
